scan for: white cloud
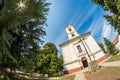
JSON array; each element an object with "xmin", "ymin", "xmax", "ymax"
[
  {"xmin": 87, "ymin": 17, "xmax": 98, "ymax": 34},
  {"xmin": 46, "ymin": 0, "xmax": 52, "ymax": 3},
  {"xmin": 76, "ymin": 6, "xmax": 98, "ymax": 30},
  {"xmin": 54, "ymin": 30, "xmax": 67, "ymax": 44},
  {"xmin": 87, "ymin": 16, "xmax": 104, "ymax": 36},
  {"xmin": 54, "ymin": 30, "xmax": 67, "ymax": 52},
  {"xmin": 102, "ymin": 21, "xmax": 112, "ymax": 38}
]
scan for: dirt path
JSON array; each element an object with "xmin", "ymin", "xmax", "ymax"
[
  {"xmin": 84, "ymin": 66, "xmax": 120, "ymax": 80},
  {"xmin": 101, "ymin": 60, "xmax": 120, "ymax": 66},
  {"xmin": 74, "ymin": 72, "xmax": 86, "ymax": 80}
]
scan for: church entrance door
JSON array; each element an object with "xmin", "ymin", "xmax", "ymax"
[{"xmin": 81, "ymin": 57, "xmax": 88, "ymax": 68}]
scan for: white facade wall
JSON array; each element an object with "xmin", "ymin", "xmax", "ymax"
[
  {"xmin": 61, "ymin": 34, "xmax": 106, "ymax": 65},
  {"xmin": 61, "ymin": 43, "xmax": 79, "ymax": 64},
  {"xmin": 94, "ymin": 51, "xmax": 105, "ymax": 60},
  {"xmin": 84, "ymin": 35, "xmax": 101, "ymax": 54},
  {"xmin": 69, "ymin": 43, "xmax": 79, "ymax": 61},
  {"xmin": 61, "ymin": 45, "xmax": 71, "ymax": 64},
  {"xmin": 85, "ymin": 35, "xmax": 106, "ymax": 61},
  {"xmin": 64, "ymin": 61, "xmax": 80, "ymax": 70}
]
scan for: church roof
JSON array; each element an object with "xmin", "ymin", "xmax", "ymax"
[{"xmin": 59, "ymin": 32, "xmax": 91, "ymax": 47}]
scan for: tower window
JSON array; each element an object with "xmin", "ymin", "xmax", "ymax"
[
  {"xmin": 77, "ymin": 45, "xmax": 82, "ymax": 53},
  {"xmin": 69, "ymin": 28, "xmax": 72, "ymax": 31},
  {"xmin": 72, "ymin": 34, "xmax": 75, "ymax": 37}
]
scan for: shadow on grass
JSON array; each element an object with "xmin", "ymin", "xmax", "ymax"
[{"xmin": 0, "ymin": 73, "xmax": 49, "ymax": 80}]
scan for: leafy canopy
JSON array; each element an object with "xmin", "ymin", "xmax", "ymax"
[
  {"xmin": 0, "ymin": 0, "xmax": 49, "ymax": 73},
  {"xmin": 36, "ymin": 42, "xmax": 63, "ymax": 75},
  {"xmin": 92, "ymin": 0, "xmax": 120, "ymax": 34},
  {"xmin": 104, "ymin": 37, "xmax": 119, "ymax": 55},
  {"xmin": 98, "ymin": 42, "xmax": 106, "ymax": 53}
]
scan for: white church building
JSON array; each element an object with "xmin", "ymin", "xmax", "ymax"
[{"xmin": 60, "ymin": 25, "xmax": 107, "ymax": 74}]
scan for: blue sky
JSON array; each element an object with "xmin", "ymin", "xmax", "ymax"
[{"xmin": 44, "ymin": 0, "xmax": 116, "ymax": 55}]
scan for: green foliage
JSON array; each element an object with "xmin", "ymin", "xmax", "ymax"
[
  {"xmin": 0, "ymin": 0, "xmax": 4, "ymax": 11},
  {"xmin": 97, "ymin": 42, "xmax": 106, "ymax": 53},
  {"xmin": 103, "ymin": 38, "xmax": 119, "ymax": 55},
  {"xmin": 92, "ymin": 0, "xmax": 120, "ymax": 34},
  {"xmin": 57, "ymin": 55, "xmax": 63, "ymax": 73},
  {"xmin": 0, "ymin": 0, "xmax": 49, "ymax": 74},
  {"xmin": 36, "ymin": 42, "xmax": 63, "ymax": 75}
]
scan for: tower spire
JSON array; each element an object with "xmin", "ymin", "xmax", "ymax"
[{"xmin": 65, "ymin": 24, "xmax": 79, "ymax": 40}]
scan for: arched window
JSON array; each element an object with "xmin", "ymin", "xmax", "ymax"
[
  {"xmin": 68, "ymin": 28, "xmax": 72, "ymax": 31},
  {"xmin": 72, "ymin": 34, "xmax": 75, "ymax": 37},
  {"xmin": 77, "ymin": 45, "xmax": 82, "ymax": 53}
]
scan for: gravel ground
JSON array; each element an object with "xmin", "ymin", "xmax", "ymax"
[{"xmin": 84, "ymin": 66, "xmax": 120, "ymax": 80}]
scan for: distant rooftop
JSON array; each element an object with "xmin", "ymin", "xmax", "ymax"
[{"xmin": 112, "ymin": 34, "xmax": 119, "ymax": 45}]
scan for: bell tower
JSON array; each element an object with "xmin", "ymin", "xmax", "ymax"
[{"xmin": 65, "ymin": 24, "xmax": 79, "ymax": 40}]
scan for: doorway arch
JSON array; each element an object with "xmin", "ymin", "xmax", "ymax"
[{"xmin": 81, "ymin": 57, "xmax": 88, "ymax": 68}]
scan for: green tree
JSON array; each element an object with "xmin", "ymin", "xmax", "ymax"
[
  {"xmin": 0, "ymin": 0, "xmax": 4, "ymax": 11},
  {"xmin": 57, "ymin": 55, "xmax": 63, "ymax": 73},
  {"xmin": 98, "ymin": 42, "xmax": 106, "ymax": 53},
  {"xmin": 104, "ymin": 38, "xmax": 119, "ymax": 55},
  {"xmin": 36, "ymin": 42, "xmax": 63, "ymax": 75},
  {"xmin": 91, "ymin": 0, "xmax": 120, "ymax": 34},
  {"xmin": 0, "ymin": 0, "xmax": 49, "ymax": 75}
]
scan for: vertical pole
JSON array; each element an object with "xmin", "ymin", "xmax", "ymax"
[
  {"xmin": 79, "ymin": 36, "xmax": 92, "ymax": 62},
  {"xmin": 79, "ymin": 35, "xmax": 98, "ymax": 70}
]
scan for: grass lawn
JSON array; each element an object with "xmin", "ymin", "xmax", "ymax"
[
  {"xmin": 107, "ymin": 54, "xmax": 120, "ymax": 62},
  {"xmin": 85, "ymin": 66, "xmax": 120, "ymax": 80}
]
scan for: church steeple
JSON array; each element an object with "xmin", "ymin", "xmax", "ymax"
[{"xmin": 65, "ymin": 24, "xmax": 79, "ymax": 40}]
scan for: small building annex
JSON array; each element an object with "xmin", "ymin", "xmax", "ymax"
[
  {"xmin": 59, "ymin": 25, "xmax": 107, "ymax": 74},
  {"xmin": 113, "ymin": 34, "xmax": 120, "ymax": 50}
]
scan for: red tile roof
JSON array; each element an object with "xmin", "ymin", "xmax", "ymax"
[{"xmin": 112, "ymin": 34, "xmax": 119, "ymax": 45}]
